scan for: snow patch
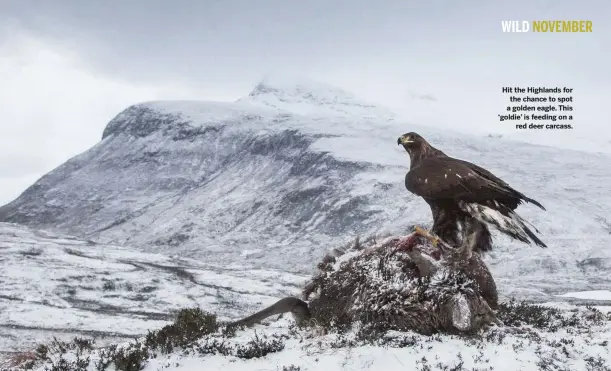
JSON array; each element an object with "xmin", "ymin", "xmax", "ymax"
[{"xmin": 558, "ymin": 290, "xmax": 611, "ymax": 301}]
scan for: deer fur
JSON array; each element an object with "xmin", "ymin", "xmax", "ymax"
[{"xmin": 230, "ymin": 230, "xmax": 501, "ymax": 335}]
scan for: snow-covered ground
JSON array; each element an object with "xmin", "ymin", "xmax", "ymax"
[
  {"xmin": 142, "ymin": 314, "xmax": 611, "ymax": 371},
  {"xmin": 1, "ymin": 221, "xmax": 610, "ymax": 371},
  {"xmin": 0, "ymin": 223, "xmax": 308, "ymax": 353},
  {"xmin": 7, "ymin": 293, "xmax": 611, "ymax": 371},
  {"xmin": 560, "ymin": 291, "xmax": 611, "ymax": 301}
]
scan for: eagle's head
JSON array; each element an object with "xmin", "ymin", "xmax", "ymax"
[{"xmin": 397, "ymin": 132, "xmax": 426, "ymax": 152}]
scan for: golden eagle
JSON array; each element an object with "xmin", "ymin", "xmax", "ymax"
[{"xmin": 397, "ymin": 132, "xmax": 547, "ymax": 251}]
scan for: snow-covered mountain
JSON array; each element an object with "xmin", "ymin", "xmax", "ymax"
[
  {"xmin": 1, "ymin": 77, "xmax": 610, "ymax": 298},
  {"xmin": 242, "ymin": 75, "xmax": 396, "ymax": 119}
]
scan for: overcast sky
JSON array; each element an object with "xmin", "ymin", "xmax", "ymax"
[{"xmin": 1, "ymin": 0, "xmax": 609, "ymax": 205}]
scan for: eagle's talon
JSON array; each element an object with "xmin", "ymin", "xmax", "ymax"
[{"xmin": 413, "ymin": 226, "xmax": 440, "ymax": 247}]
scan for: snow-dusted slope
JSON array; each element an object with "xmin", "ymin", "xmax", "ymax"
[
  {"xmin": 1, "ymin": 78, "xmax": 610, "ymax": 300},
  {"xmin": 0, "ymin": 223, "xmax": 308, "ymax": 353}
]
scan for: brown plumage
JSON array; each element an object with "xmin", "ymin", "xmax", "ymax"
[{"xmin": 397, "ymin": 132, "xmax": 547, "ymax": 251}]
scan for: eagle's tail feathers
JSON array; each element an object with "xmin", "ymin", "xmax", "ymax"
[
  {"xmin": 523, "ymin": 197, "xmax": 546, "ymax": 211},
  {"xmin": 521, "ymin": 222, "xmax": 547, "ymax": 247},
  {"xmin": 459, "ymin": 202, "xmax": 547, "ymax": 248}
]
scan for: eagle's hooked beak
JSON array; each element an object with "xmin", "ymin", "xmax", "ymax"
[{"xmin": 397, "ymin": 135, "xmax": 413, "ymax": 145}]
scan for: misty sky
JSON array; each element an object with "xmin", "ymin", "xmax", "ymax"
[{"xmin": 1, "ymin": 0, "xmax": 609, "ymax": 205}]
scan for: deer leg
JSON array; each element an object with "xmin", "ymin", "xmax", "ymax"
[{"xmin": 231, "ymin": 297, "xmax": 311, "ymax": 328}]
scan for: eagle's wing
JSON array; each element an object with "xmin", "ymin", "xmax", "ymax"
[
  {"xmin": 454, "ymin": 158, "xmax": 545, "ymax": 210},
  {"xmin": 405, "ymin": 157, "xmax": 514, "ymax": 203},
  {"xmin": 453, "ymin": 159, "xmax": 512, "ymax": 188}
]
